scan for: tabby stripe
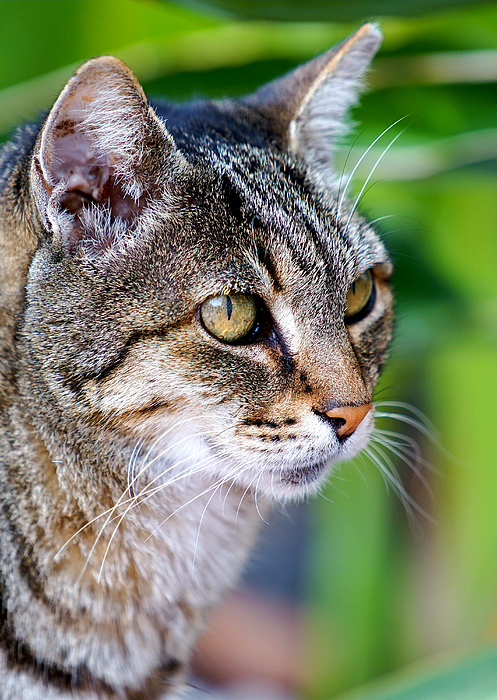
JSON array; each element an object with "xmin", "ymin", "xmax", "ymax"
[
  {"xmin": 0, "ymin": 574, "xmax": 113, "ymax": 694},
  {"xmin": 64, "ymin": 324, "xmax": 184, "ymax": 391},
  {"xmin": 254, "ymin": 244, "xmax": 282, "ymax": 292},
  {"xmin": 0, "ymin": 573, "xmax": 181, "ymax": 698},
  {"xmin": 1, "ymin": 498, "xmax": 57, "ymax": 614}
]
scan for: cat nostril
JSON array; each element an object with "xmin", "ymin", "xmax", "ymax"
[
  {"xmin": 318, "ymin": 403, "xmax": 372, "ymax": 439},
  {"xmin": 326, "ymin": 416, "xmax": 346, "ymax": 433}
]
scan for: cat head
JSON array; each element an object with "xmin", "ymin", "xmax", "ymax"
[{"xmin": 21, "ymin": 24, "xmax": 392, "ymax": 500}]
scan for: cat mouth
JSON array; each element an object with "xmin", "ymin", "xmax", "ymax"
[{"xmin": 278, "ymin": 460, "xmax": 330, "ymax": 488}]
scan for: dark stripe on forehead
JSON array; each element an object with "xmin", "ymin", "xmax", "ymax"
[
  {"xmin": 254, "ymin": 241, "xmax": 283, "ymax": 292},
  {"xmin": 214, "ymin": 143, "xmax": 370, "ymax": 280},
  {"xmin": 221, "ymin": 173, "xmax": 244, "ymax": 222}
]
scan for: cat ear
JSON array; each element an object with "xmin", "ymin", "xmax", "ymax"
[
  {"xmin": 244, "ymin": 23, "xmax": 382, "ymax": 186},
  {"xmin": 31, "ymin": 56, "xmax": 183, "ymax": 254}
]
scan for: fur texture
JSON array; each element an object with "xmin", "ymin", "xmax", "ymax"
[{"xmin": 0, "ymin": 24, "xmax": 392, "ymax": 699}]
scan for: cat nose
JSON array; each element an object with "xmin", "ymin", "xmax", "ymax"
[{"xmin": 322, "ymin": 402, "xmax": 372, "ymax": 439}]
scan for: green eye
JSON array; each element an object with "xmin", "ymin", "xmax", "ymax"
[
  {"xmin": 345, "ymin": 270, "xmax": 374, "ymax": 322},
  {"xmin": 200, "ymin": 293, "xmax": 257, "ymax": 343}
]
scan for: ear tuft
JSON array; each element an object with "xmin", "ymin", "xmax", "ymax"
[
  {"xmin": 244, "ymin": 24, "xmax": 382, "ymax": 187},
  {"xmin": 31, "ymin": 56, "xmax": 181, "ymax": 254}
]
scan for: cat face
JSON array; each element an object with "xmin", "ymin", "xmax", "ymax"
[{"xmin": 22, "ymin": 25, "xmax": 392, "ymax": 501}]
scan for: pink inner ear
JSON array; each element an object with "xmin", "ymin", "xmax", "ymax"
[
  {"xmin": 53, "ymin": 129, "xmax": 110, "ymax": 212},
  {"xmin": 50, "ymin": 121, "xmax": 142, "ymax": 225},
  {"xmin": 33, "ymin": 55, "xmax": 178, "ymax": 255}
]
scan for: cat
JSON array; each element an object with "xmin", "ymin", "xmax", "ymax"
[{"xmin": 0, "ymin": 22, "xmax": 393, "ymax": 699}]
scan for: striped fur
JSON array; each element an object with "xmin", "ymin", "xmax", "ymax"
[{"xmin": 0, "ymin": 25, "xmax": 392, "ymax": 698}]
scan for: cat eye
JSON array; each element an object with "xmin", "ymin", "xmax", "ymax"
[
  {"xmin": 345, "ymin": 270, "xmax": 375, "ymax": 323},
  {"xmin": 200, "ymin": 293, "xmax": 258, "ymax": 343}
]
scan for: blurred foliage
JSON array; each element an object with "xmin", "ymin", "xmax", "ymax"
[
  {"xmin": 334, "ymin": 647, "xmax": 497, "ymax": 699},
  {"xmin": 168, "ymin": 0, "xmax": 493, "ymax": 22},
  {"xmin": 1, "ymin": 0, "xmax": 497, "ymax": 698}
]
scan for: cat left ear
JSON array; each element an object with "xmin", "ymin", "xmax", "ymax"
[
  {"xmin": 31, "ymin": 56, "xmax": 183, "ymax": 253},
  {"xmin": 244, "ymin": 24, "xmax": 382, "ymax": 186}
]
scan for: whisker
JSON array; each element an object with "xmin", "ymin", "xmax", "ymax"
[
  {"xmin": 371, "ymin": 430, "xmax": 434, "ymax": 501},
  {"xmin": 336, "ymin": 130, "xmax": 363, "ymax": 211},
  {"xmin": 253, "ymin": 471, "xmax": 269, "ymax": 525},
  {"xmin": 372, "ymin": 428, "xmax": 426, "ymax": 466},
  {"xmin": 132, "ymin": 455, "xmax": 221, "ymax": 512},
  {"xmin": 222, "ymin": 473, "xmax": 241, "ymax": 517},
  {"xmin": 375, "ymin": 410, "xmax": 440, "ymax": 445},
  {"xmin": 90, "ymin": 416, "xmax": 239, "ymax": 581},
  {"xmin": 127, "ymin": 437, "xmax": 145, "ymax": 494},
  {"xmin": 365, "ymin": 443, "xmax": 436, "ymax": 525},
  {"xmin": 90, "ymin": 431, "xmax": 218, "ymax": 563},
  {"xmin": 96, "ymin": 456, "xmax": 225, "ymax": 582},
  {"xmin": 337, "ymin": 116, "xmax": 407, "ymax": 216},
  {"xmin": 143, "ymin": 467, "xmax": 244, "ymax": 543},
  {"xmin": 346, "ymin": 124, "xmax": 408, "ymax": 228},
  {"xmin": 191, "ymin": 478, "xmax": 237, "ymax": 578},
  {"xmin": 111, "ymin": 419, "xmax": 234, "ymax": 529},
  {"xmin": 80, "ymin": 421, "xmax": 232, "ymax": 577},
  {"xmin": 375, "ymin": 401, "xmax": 440, "ymax": 438},
  {"xmin": 368, "ymin": 214, "xmax": 398, "ymax": 227},
  {"xmin": 126, "ymin": 421, "xmax": 236, "ymax": 514},
  {"xmin": 54, "ymin": 490, "xmax": 152, "ymax": 563},
  {"xmin": 235, "ymin": 469, "xmax": 262, "ymax": 524},
  {"xmin": 131, "ymin": 415, "xmax": 220, "ymax": 489}
]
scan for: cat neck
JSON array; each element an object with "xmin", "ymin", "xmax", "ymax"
[{"xmin": 1, "ymin": 403, "xmax": 262, "ymax": 683}]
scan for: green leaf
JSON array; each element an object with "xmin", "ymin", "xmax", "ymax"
[{"xmin": 333, "ymin": 647, "xmax": 497, "ymax": 700}]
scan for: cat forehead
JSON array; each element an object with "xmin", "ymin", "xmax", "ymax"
[{"xmin": 174, "ymin": 135, "xmax": 388, "ymax": 282}]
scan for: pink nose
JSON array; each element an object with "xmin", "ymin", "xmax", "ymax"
[{"xmin": 325, "ymin": 403, "xmax": 372, "ymax": 438}]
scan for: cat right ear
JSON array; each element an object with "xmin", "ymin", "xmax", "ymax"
[
  {"xmin": 244, "ymin": 23, "xmax": 382, "ymax": 188},
  {"xmin": 31, "ymin": 56, "xmax": 185, "ymax": 254}
]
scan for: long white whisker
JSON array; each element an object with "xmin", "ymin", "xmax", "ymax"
[
  {"xmin": 254, "ymin": 471, "xmax": 269, "ymax": 525},
  {"xmin": 346, "ymin": 125, "xmax": 408, "ymax": 228},
  {"xmin": 270, "ymin": 469, "xmax": 285, "ymax": 508},
  {"xmin": 368, "ymin": 214, "xmax": 398, "ymax": 227},
  {"xmin": 365, "ymin": 443, "xmax": 436, "ymax": 524},
  {"xmin": 371, "ymin": 432, "xmax": 434, "ymax": 501},
  {"xmin": 128, "ymin": 420, "xmax": 237, "ymax": 511},
  {"xmin": 130, "ymin": 414, "xmax": 222, "ymax": 492},
  {"xmin": 337, "ymin": 116, "xmax": 407, "ymax": 216},
  {"xmin": 54, "ymin": 489, "xmax": 156, "ymax": 563},
  {"xmin": 96, "ymin": 456, "xmax": 225, "ymax": 582},
  {"xmin": 236, "ymin": 469, "xmax": 262, "ymax": 524},
  {"xmin": 88, "ymin": 432, "xmax": 218, "ymax": 571},
  {"xmin": 336, "ymin": 131, "xmax": 363, "ymax": 211},
  {"xmin": 222, "ymin": 473, "xmax": 241, "ymax": 517},
  {"xmin": 375, "ymin": 411, "xmax": 439, "ymax": 444},
  {"xmin": 372, "ymin": 428, "xmax": 425, "ymax": 466},
  {"xmin": 375, "ymin": 401, "xmax": 440, "ymax": 438},
  {"xmin": 127, "ymin": 438, "xmax": 145, "ymax": 494},
  {"xmin": 84, "ymin": 421, "xmax": 233, "ymax": 578},
  {"xmin": 131, "ymin": 455, "xmax": 221, "ymax": 512},
  {"xmin": 191, "ymin": 478, "xmax": 235, "ymax": 578},
  {"xmin": 113, "ymin": 419, "xmax": 235, "ymax": 526},
  {"xmin": 144, "ymin": 469, "xmax": 243, "ymax": 543}
]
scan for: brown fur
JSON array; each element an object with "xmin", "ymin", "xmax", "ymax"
[{"xmin": 0, "ymin": 25, "xmax": 392, "ymax": 698}]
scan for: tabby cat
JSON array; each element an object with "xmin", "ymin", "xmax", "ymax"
[{"xmin": 0, "ymin": 23, "xmax": 392, "ymax": 699}]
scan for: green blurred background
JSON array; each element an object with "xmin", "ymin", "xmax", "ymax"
[{"xmin": 1, "ymin": 1, "xmax": 497, "ymax": 698}]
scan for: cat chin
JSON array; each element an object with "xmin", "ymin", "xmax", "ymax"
[
  {"xmin": 269, "ymin": 461, "xmax": 334, "ymax": 501},
  {"xmin": 222, "ymin": 453, "xmax": 341, "ymax": 502}
]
